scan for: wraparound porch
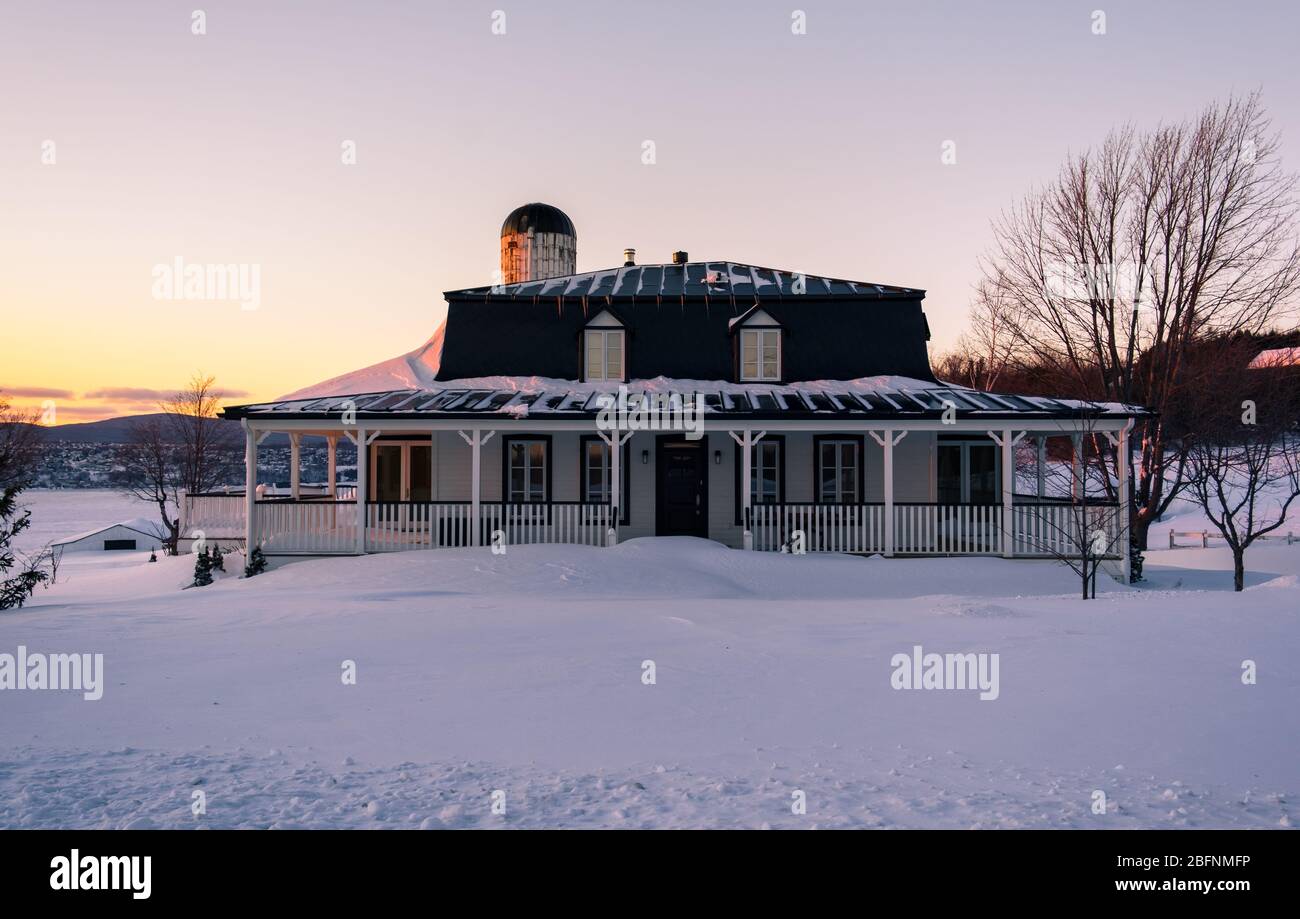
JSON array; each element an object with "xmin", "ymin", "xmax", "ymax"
[{"xmin": 184, "ymin": 415, "xmax": 1133, "ymax": 577}]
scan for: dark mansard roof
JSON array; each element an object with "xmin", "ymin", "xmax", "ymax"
[{"xmin": 436, "ymin": 261, "xmax": 935, "ymax": 382}]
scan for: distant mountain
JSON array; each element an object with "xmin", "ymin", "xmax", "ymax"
[{"xmin": 23, "ymin": 414, "xmax": 291, "ymax": 446}]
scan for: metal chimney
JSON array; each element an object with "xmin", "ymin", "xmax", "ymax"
[
  {"xmin": 671, "ymin": 250, "xmax": 689, "ymax": 265},
  {"xmin": 623, "ymin": 248, "xmax": 636, "ymax": 267}
]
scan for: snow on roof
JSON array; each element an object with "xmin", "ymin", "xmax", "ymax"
[
  {"xmin": 53, "ymin": 517, "xmax": 168, "ymax": 547},
  {"xmin": 278, "ymin": 323, "xmax": 445, "ymax": 401},
  {"xmin": 225, "ymin": 373, "xmax": 1149, "ymax": 421}
]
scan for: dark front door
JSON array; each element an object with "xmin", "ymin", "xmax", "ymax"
[{"xmin": 656, "ymin": 437, "xmax": 708, "ymax": 537}]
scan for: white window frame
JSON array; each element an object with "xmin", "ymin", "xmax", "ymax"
[
  {"xmin": 818, "ymin": 439, "xmax": 860, "ymax": 504},
  {"xmin": 740, "ymin": 328, "xmax": 781, "ymax": 382},
  {"xmin": 751, "ymin": 440, "xmax": 781, "ymax": 506},
  {"xmin": 581, "ymin": 438, "xmax": 628, "ymax": 514},
  {"xmin": 507, "ymin": 439, "xmax": 548, "ymax": 503},
  {"xmin": 584, "ymin": 328, "xmax": 625, "ymax": 381}
]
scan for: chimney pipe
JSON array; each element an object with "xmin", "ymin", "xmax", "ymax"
[
  {"xmin": 623, "ymin": 248, "xmax": 636, "ymax": 267},
  {"xmin": 671, "ymin": 250, "xmax": 689, "ymax": 265}
]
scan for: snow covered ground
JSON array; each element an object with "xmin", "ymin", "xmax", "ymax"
[{"xmin": 1, "ymin": 492, "xmax": 1296, "ymax": 829}]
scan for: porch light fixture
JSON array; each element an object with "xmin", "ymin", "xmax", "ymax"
[
  {"xmin": 641, "ymin": 450, "xmax": 649, "ymax": 465},
  {"xmin": 714, "ymin": 450, "xmax": 722, "ymax": 465}
]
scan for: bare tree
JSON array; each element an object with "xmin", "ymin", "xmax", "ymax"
[
  {"xmin": 1015, "ymin": 412, "xmax": 1128, "ymax": 599},
  {"xmin": 113, "ymin": 374, "xmax": 241, "ymax": 553},
  {"xmin": 1184, "ymin": 346, "xmax": 1300, "ymax": 591},
  {"xmin": 979, "ymin": 92, "xmax": 1300, "ymax": 550},
  {"xmin": 934, "ymin": 275, "xmax": 1031, "ymax": 391},
  {"xmin": 0, "ymin": 394, "xmax": 43, "ymax": 490}
]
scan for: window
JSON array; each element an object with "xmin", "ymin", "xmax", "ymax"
[
  {"xmin": 584, "ymin": 329, "xmax": 625, "ymax": 381},
  {"xmin": 580, "ymin": 436, "xmax": 630, "ymax": 523},
  {"xmin": 505, "ymin": 438, "xmax": 549, "ymax": 503},
  {"xmin": 936, "ymin": 438, "xmax": 999, "ymax": 504},
  {"xmin": 817, "ymin": 437, "xmax": 861, "ymax": 503},
  {"xmin": 740, "ymin": 328, "xmax": 781, "ymax": 381},
  {"xmin": 734, "ymin": 437, "xmax": 784, "ymax": 523}
]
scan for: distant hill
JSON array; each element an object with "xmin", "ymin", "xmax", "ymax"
[{"xmin": 22, "ymin": 414, "xmax": 291, "ymax": 446}]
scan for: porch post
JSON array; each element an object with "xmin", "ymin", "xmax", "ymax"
[
  {"xmin": 242, "ymin": 421, "xmax": 257, "ymax": 555},
  {"xmin": 729, "ymin": 429, "xmax": 765, "ymax": 550},
  {"xmin": 988, "ymin": 428, "xmax": 1026, "ymax": 558},
  {"xmin": 459, "ymin": 429, "xmax": 495, "ymax": 547},
  {"xmin": 1001, "ymin": 428, "xmax": 1014, "ymax": 558},
  {"xmin": 742, "ymin": 431, "xmax": 751, "ymax": 549},
  {"xmin": 470, "ymin": 429, "xmax": 481, "ymax": 547},
  {"xmin": 870, "ymin": 429, "xmax": 905, "ymax": 557},
  {"xmin": 1118, "ymin": 423, "xmax": 1131, "ymax": 582},
  {"xmin": 1105, "ymin": 421, "xmax": 1134, "ymax": 583},
  {"xmin": 326, "ymin": 434, "xmax": 338, "ymax": 497},
  {"xmin": 354, "ymin": 427, "xmax": 368, "ymax": 554},
  {"xmin": 1070, "ymin": 434, "xmax": 1082, "ymax": 500},
  {"xmin": 289, "ymin": 433, "xmax": 301, "ymax": 499},
  {"xmin": 1035, "ymin": 435, "xmax": 1046, "ymax": 499}
]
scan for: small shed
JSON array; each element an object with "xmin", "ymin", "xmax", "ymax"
[{"xmin": 52, "ymin": 518, "xmax": 167, "ymax": 554}]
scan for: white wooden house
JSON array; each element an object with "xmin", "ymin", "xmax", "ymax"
[{"xmin": 209, "ymin": 248, "xmax": 1146, "ymax": 580}]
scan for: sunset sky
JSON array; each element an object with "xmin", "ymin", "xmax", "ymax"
[{"xmin": 4, "ymin": 0, "xmax": 1299, "ymax": 422}]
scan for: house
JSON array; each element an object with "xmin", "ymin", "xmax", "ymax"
[{"xmin": 214, "ymin": 203, "xmax": 1147, "ymax": 578}]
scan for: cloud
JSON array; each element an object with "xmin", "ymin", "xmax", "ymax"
[
  {"xmin": 82, "ymin": 385, "xmax": 252, "ymax": 401},
  {"xmin": 0, "ymin": 385, "xmax": 75, "ymax": 399}
]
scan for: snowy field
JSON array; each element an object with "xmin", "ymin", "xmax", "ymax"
[{"xmin": 0, "ymin": 491, "xmax": 1297, "ymax": 829}]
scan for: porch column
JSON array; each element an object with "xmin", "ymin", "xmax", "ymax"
[
  {"xmin": 289, "ymin": 433, "xmax": 301, "ymax": 499},
  {"xmin": 1035, "ymin": 435, "xmax": 1047, "ymax": 499},
  {"xmin": 459, "ymin": 429, "xmax": 496, "ymax": 547},
  {"xmin": 1070, "ymin": 434, "xmax": 1083, "ymax": 500},
  {"xmin": 600, "ymin": 430, "xmax": 633, "ymax": 545},
  {"xmin": 242, "ymin": 421, "xmax": 257, "ymax": 553},
  {"xmin": 1105, "ymin": 421, "xmax": 1134, "ymax": 583},
  {"xmin": 729, "ymin": 429, "xmax": 765, "ymax": 550},
  {"xmin": 869, "ymin": 430, "xmax": 906, "ymax": 557},
  {"xmin": 988, "ymin": 429, "xmax": 1026, "ymax": 558},
  {"xmin": 326, "ymin": 434, "xmax": 338, "ymax": 497},
  {"xmin": 353, "ymin": 427, "xmax": 369, "ymax": 553}
]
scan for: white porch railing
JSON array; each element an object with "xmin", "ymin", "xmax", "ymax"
[
  {"xmin": 255, "ymin": 500, "xmax": 361, "ymax": 554},
  {"xmin": 1010, "ymin": 502, "xmax": 1123, "ymax": 558},
  {"xmin": 481, "ymin": 502, "xmax": 613, "ymax": 547},
  {"xmin": 749, "ymin": 501, "xmax": 1123, "ymax": 557},
  {"xmin": 182, "ymin": 493, "xmax": 247, "ymax": 537},
  {"xmin": 749, "ymin": 503, "xmax": 886, "ymax": 553},
  {"xmin": 366, "ymin": 502, "xmax": 613, "ymax": 551},
  {"xmin": 895, "ymin": 503, "xmax": 1002, "ymax": 555},
  {"xmin": 250, "ymin": 500, "xmax": 615, "ymax": 554}
]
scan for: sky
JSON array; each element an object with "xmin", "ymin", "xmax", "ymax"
[{"xmin": 3, "ymin": 0, "xmax": 1299, "ymax": 422}]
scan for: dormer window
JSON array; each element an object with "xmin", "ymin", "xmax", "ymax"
[
  {"xmin": 584, "ymin": 310, "xmax": 625, "ymax": 381},
  {"xmin": 740, "ymin": 329, "xmax": 781, "ymax": 381},
  {"xmin": 733, "ymin": 307, "xmax": 782, "ymax": 382}
]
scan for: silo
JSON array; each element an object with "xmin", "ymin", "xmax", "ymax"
[{"xmin": 500, "ymin": 203, "xmax": 576, "ymax": 284}]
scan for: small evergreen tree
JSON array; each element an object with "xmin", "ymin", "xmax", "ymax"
[
  {"xmin": 210, "ymin": 545, "xmax": 225, "ymax": 573},
  {"xmin": 192, "ymin": 545, "xmax": 213, "ymax": 587},
  {"xmin": 243, "ymin": 545, "xmax": 267, "ymax": 578},
  {"xmin": 0, "ymin": 484, "xmax": 49, "ymax": 610}
]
